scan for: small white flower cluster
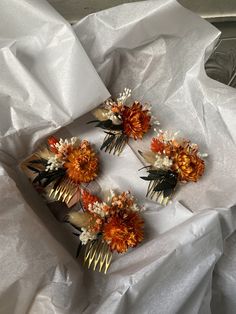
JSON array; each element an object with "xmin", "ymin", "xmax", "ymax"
[
  {"xmin": 55, "ymin": 137, "xmax": 78, "ymax": 154},
  {"xmin": 189, "ymin": 143, "xmax": 208, "ymax": 158},
  {"xmin": 79, "ymin": 227, "xmax": 97, "ymax": 245},
  {"xmin": 197, "ymin": 152, "xmax": 208, "ymax": 158},
  {"xmin": 88, "ymin": 201, "xmax": 108, "ymax": 218},
  {"xmin": 142, "ymin": 103, "xmax": 152, "ymax": 112},
  {"xmin": 190, "ymin": 143, "xmax": 198, "ymax": 150},
  {"xmin": 104, "ymin": 189, "xmax": 116, "ymax": 203},
  {"xmin": 154, "ymin": 154, "xmax": 173, "ymax": 169},
  {"xmin": 45, "ymin": 156, "xmax": 64, "ymax": 171},
  {"xmin": 154, "ymin": 129, "xmax": 179, "ymax": 143},
  {"xmin": 117, "ymin": 88, "xmax": 131, "ymax": 104},
  {"xmin": 152, "ymin": 118, "xmax": 160, "ymax": 126},
  {"xmin": 103, "ymin": 100, "xmax": 123, "ymax": 125},
  {"xmin": 122, "ymin": 191, "xmax": 141, "ymax": 212},
  {"xmin": 130, "ymin": 202, "xmax": 141, "ymax": 212},
  {"xmin": 45, "ymin": 137, "xmax": 79, "ymax": 172}
]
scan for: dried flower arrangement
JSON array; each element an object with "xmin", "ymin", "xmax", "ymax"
[
  {"xmin": 89, "ymin": 88, "xmax": 158, "ymax": 155},
  {"xmin": 67, "ymin": 190, "xmax": 144, "ymax": 273},
  {"xmin": 139, "ymin": 130, "xmax": 207, "ymax": 205},
  {"xmin": 21, "ymin": 136, "xmax": 99, "ymax": 206}
]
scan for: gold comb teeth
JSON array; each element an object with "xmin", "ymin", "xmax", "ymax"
[
  {"xmin": 102, "ymin": 133, "xmax": 128, "ymax": 156},
  {"xmin": 84, "ymin": 238, "xmax": 113, "ymax": 274},
  {"xmin": 49, "ymin": 178, "xmax": 78, "ymax": 205}
]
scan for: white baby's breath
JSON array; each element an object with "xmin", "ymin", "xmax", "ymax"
[
  {"xmin": 88, "ymin": 201, "xmax": 108, "ymax": 218},
  {"xmin": 45, "ymin": 156, "xmax": 64, "ymax": 171},
  {"xmin": 55, "ymin": 137, "xmax": 78, "ymax": 153},
  {"xmin": 156, "ymin": 129, "xmax": 179, "ymax": 143},
  {"xmin": 117, "ymin": 88, "xmax": 131, "ymax": 104},
  {"xmin": 154, "ymin": 154, "xmax": 172, "ymax": 169},
  {"xmin": 79, "ymin": 228, "xmax": 97, "ymax": 245},
  {"xmin": 130, "ymin": 202, "xmax": 141, "ymax": 212},
  {"xmin": 197, "ymin": 152, "xmax": 208, "ymax": 158}
]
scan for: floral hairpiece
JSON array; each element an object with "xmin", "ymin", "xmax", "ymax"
[
  {"xmin": 89, "ymin": 88, "xmax": 157, "ymax": 155},
  {"xmin": 67, "ymin": 190, "xmax": 144, "ymax": 273},
  {"xmin": 139, "ymin": 130, "xmax": 207, "ymax": 205},
  {"xmin": 22, "ymin": 136, "xmax": 99, "ymax": 206}
]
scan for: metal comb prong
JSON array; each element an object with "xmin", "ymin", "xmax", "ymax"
[
  {"xmin": 84, "ymin": 241, "xmax": 94, "ymax": 263},
  {"xmin": 84, "ymin": 239, "xmax": 113, "ymax": 274},
  {"xmin": 98, "ymin": 242, "xmax": 107, "ymax": 272},
  {"xmin": 93, "ymin": 240, "xmax": 103, "ymax": 271},
  {"xmin": 49, "ymin": 188, "xmax": 54, "ymax": 197},
  {"xmin": 49, "ymin": 178, "xmax": 78, "ymax": 205},
  {"xmin": 88, "ymin": 246, "xmax": 97, "ymax": 269},
  {"xmin": 104, "ymin": 249, "xmax": 113, "ymax": 274}
]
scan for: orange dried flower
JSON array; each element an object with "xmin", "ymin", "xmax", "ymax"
[
  {"xmin": 103, "ymin": 211, "xmax": 144, "ymax": 253},
  {"xmin": 162, "ymin": 140, "xmax": 180, "ymax": 158},
  {"xmin": 111, "ymin": 192, "xmax": 134, "ymax": 212},
  {"xmin": 48, "ymin": 136, "xmax": 58, "ymax": 153},
  {"xmin": 172, "ymin": 145, "xmax": 205, "ymax": 182},
  {"xmin": 81, "ymin": 190, "xmax": 101, "ymax": 210},
  {"xmin": 64, "ymin": 141, "xmax": 99, "ymax": 183},
  {"xmin": 151, "ymin": 138, "xmax": 165, "ymax": 153},
  {"xmin": 88, "ymin": 214, "xmax": 103, "ymax": 234},
  {"xmin": 111, "ymin": 103, "xmax": 124, "ymax": 114},
  {"xmin": 123, "ymin": 102, "xmax": 151, "ymax": 139}
]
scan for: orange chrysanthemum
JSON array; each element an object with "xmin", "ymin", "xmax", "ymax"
[
  {"xmin": 122, "ymin": 102, "xmax": 151, "ymax": 139},
  {"xmin": 64, "ymin": 141, "xmax": 99, "ymax": 183},
  {"xmin": 172, "ymin": 146, "xmax": 205, "ymax": 182},
  {"xmin": 103, "ymin": 212, "xmax": 144, "ymax": 253},
  {"xmin": 81, "ymin": 190, "xmax": 101, "ymax": 210},
  {"xmin": 151, "ymin": 138, "xmax": 165, "ymax": 153}
]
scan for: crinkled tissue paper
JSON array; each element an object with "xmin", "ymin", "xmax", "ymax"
[{"xmin": 0, "ymin": 0, "xmax": 236, "ymax": 313}]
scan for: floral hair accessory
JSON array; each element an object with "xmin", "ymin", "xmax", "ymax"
[
  {"xmin": 22, "ymin": 136, "xmax": 99, "ymax": 206},
  {"xmin": 89, "ymin": 88, "xmax": 158, "ymax": 155},
  {"xmin": 139, "ymin": 130, "xmax": 207, "ymax": 205},
  {"xmin": 67, "ymin": 190, "xmax": 144, "ymax": 273}
]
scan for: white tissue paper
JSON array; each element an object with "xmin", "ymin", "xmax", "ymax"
[{"xmin": 0, "ymin": 0, "xmax": 236, "ymax": 313}]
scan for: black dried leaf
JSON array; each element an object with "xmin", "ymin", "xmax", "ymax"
[
  {"xmin": 87, "ymin": 120, "xmax": 100, "ymax": 124},
  {"xmin": 141, "ymin": 169, "xmax": 178, "ymax": 198},
  {"xmin": 154, "ymin": 181, "xmax": 173, "ymax": 192},
  {"xmin": 29, "ymin": 158, "xmax": 48, "ymax": 166},
  {"xmin": 27, "ymin": 165, "xmax": 40, "ymax": 173},
  {"xmin": 95, "ymin": 119, "xmax": 123, "ymax": 131},
  {"xmin": 100, "ymin": 134, "xmax": 115, "ymax": 151},
  {"xmin": 163, "ymin": 188, "xmax": 173, "ymax": 198},
  {"xmin": 42, "ymin": 174, "xmax": 63, "ymax": 188},
  {"xmin": 104, "ymin": 131, "xmax": 117, "ymax": 136},
  {"xmin": 32, "ymin": 168, "xmax": 66, "ymax": 186},
  {"xmin": 116, "ymin": 133, "xmax": 126, "ymax": 146},
  {"xmin": 52, "ymin": 177, "xmax": 63, "ymax": 190},
  {"xmin": 153, "ymin": 171, "xmax": 178, "ymax": 194},
  {"xmin": 147, "ymin": 169, "xmax": 167, "ymax": 176},
  {"xmin": 140, "ymin": 174, "xmax": 159, "ymax": 181}
]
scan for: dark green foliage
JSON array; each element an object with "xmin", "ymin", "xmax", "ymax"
[
  {"xmin": 27, "ymin": 158, "xmax": 66, "ymax": 188},
  {"xmin": 100, "ymin": 132, "xmax": 128, "ymax": 155},
  {"xmin": 141, "ymin": 169, "xmax": 178, "ymax": 198},
  {"xmin": 29, "ymin": 158, "xmax": 48, "ymax": 166},
  {"xmin": 88, "ymin": 119, "xmax": 123, "ymax": 131}
]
